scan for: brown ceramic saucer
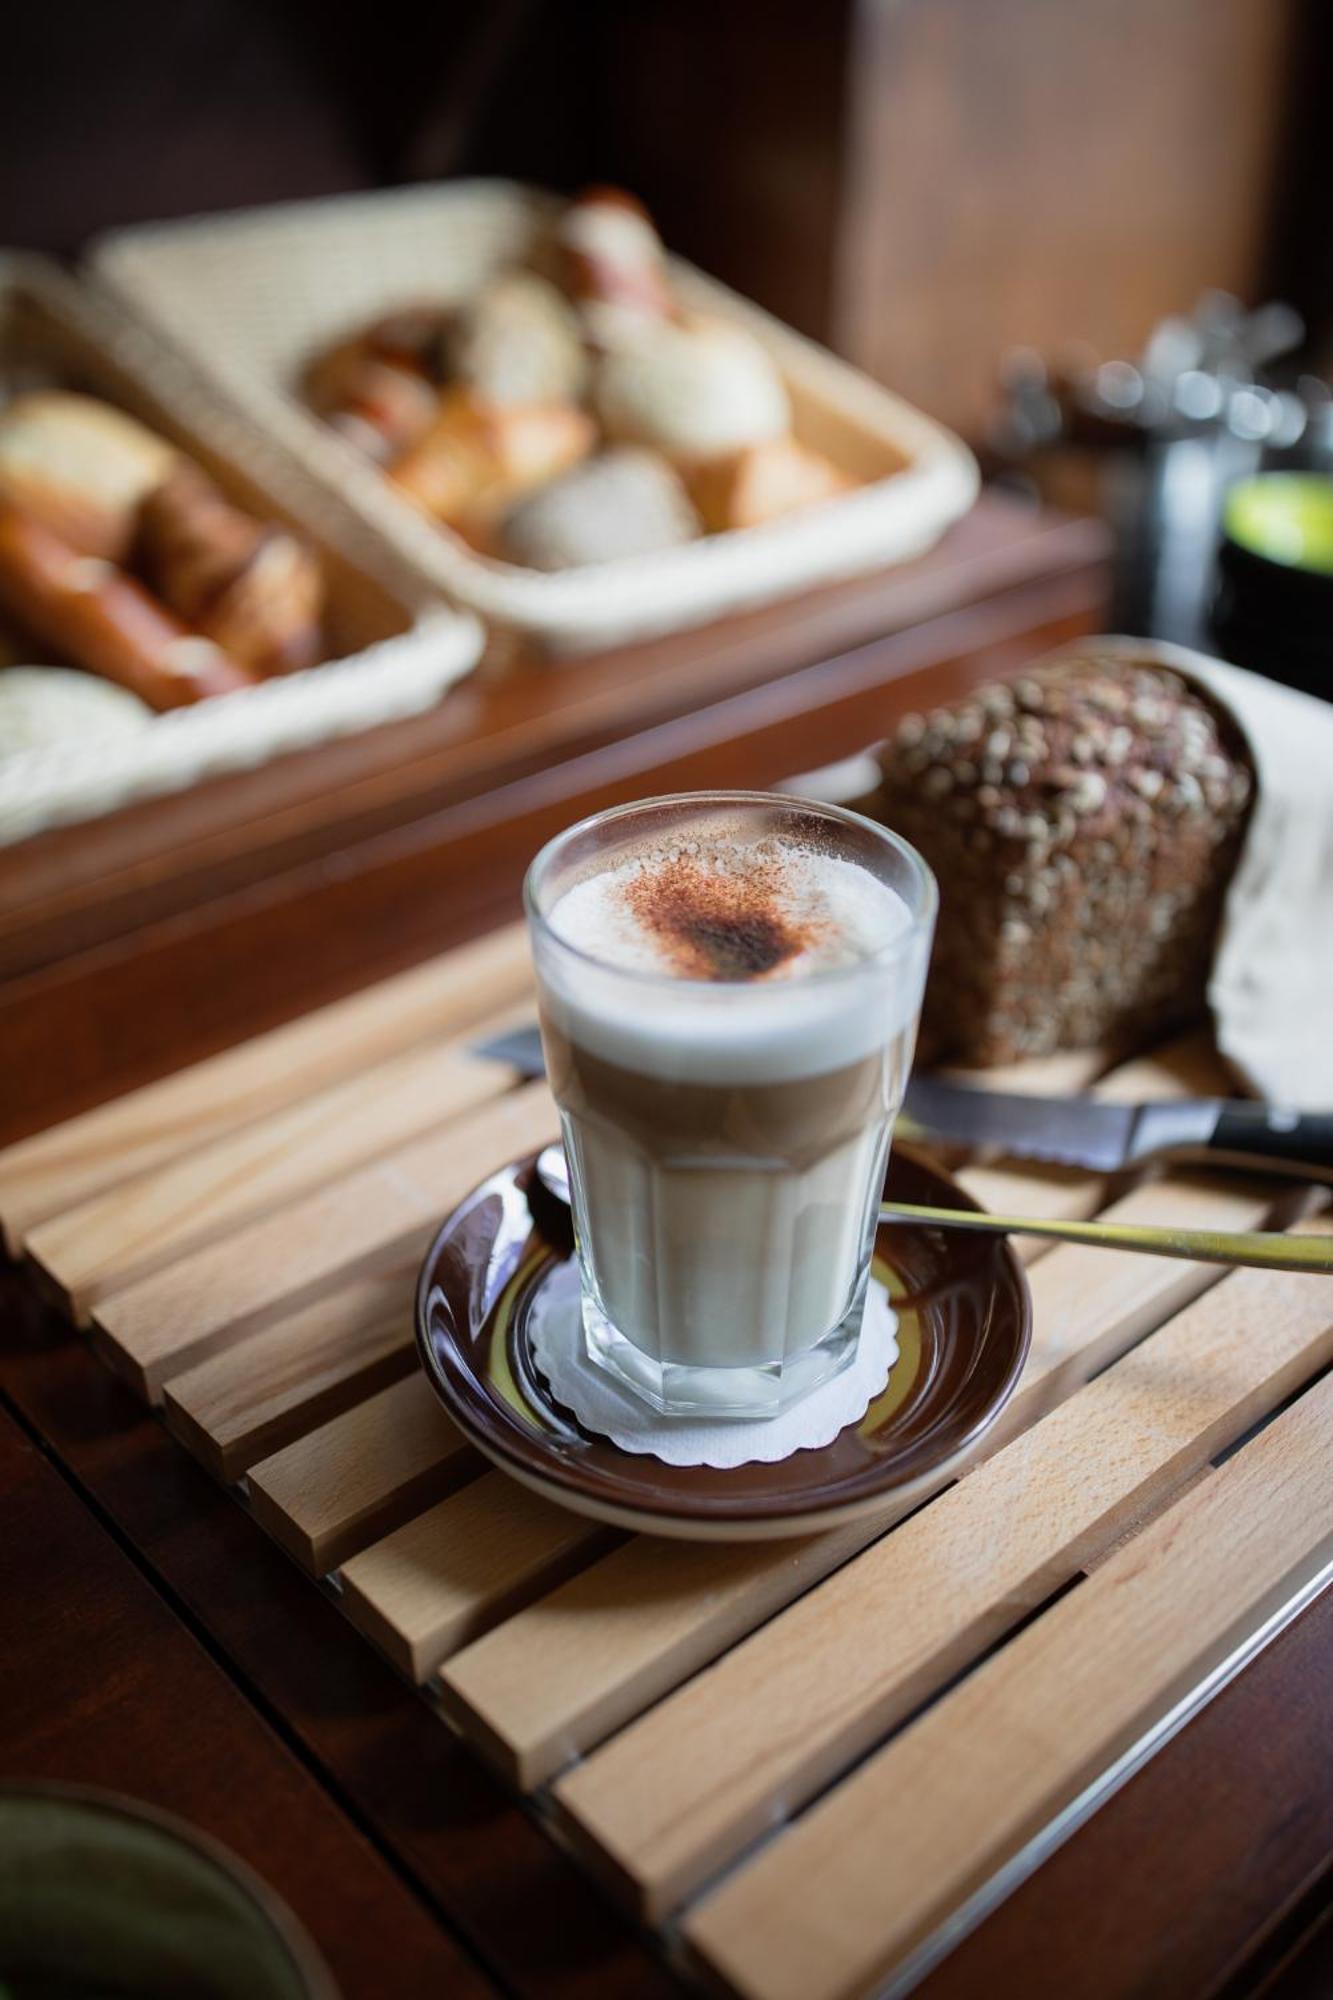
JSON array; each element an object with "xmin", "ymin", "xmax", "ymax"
[{"xmin": 415, "ymin": 1144, "xmax": 1032, "ymax": 1541}]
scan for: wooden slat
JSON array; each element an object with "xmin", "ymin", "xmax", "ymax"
[
  {"xmin": 0, "ymin": 920, "xmax": 531, "ymax": 1253},
  {"xmin": 955, "ymin": 1029, "xmax": 1233, "ymax": 1259},
  {"xmin": 91, "ymin": 1080, "xmax": 556, "ymax": 1401},
  {"xmin": 939, "ymin": 1046, "xmax": 1111, "ymax": 1096},
  {"xmin": 685, "ymin": 1363, "xmax": 1333, "ymax": 2000},
  {"xmin": 338, "ymin": 1473, "xmax": 618, "ymax": 1680},
  {"xmin": 444, "ymin": 1524, "xmax": 878, "ymax": 1793},
  {"xmin": 438, "ymin": 1169, "xmax": 1284, "ymax": 1790},
  {"xmin": 28, "ymin": 1009, "xmax": 530, "ymax": 1316},
  {"xmin": 1092, "ymin": 1029, "xmax": 1233, "ymax": 1103},
  {"xmin": 162, "ymin": 1258, "xmax": 420, "ymax": 1480},
  {"xmin": 248, "ymin": 1372, "xmax": 477, "ymax": 1574},
  {"xmin": 948, "ymin": 1046, "xmax": 1116, "ymax": 1259},
  {"xmin": 952, "ymin": 1161, "xmax": 1100, "ymax": 1262},
  {"xmin": 54, "ymin": 1001, "xmax": 1116, "ymax": 1314},
  {"xmin": 385, "ymin": 1166, "xmax": 1288, "ymax": 1714},
  {"xmin": 1004, "ymin": 1172, "xmax": 1284, "ymax": 1431},
  {"xmin": 553, "ymin": 1220, "xmax": 1333, "ymax": 1920}
]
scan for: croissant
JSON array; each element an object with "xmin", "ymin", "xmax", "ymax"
[
  {"xmin": 389, "ymin": 389, "xmax": 596, "ymax": 535},
  {"xmin": 0, "ymin": 502, "xmax": 253, "ymax": 708},
  {"xmin": 135, "ymin": 463, "xmax": 324, "ymax": 676}
]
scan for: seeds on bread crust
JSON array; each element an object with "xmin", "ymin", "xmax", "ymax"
[{"xmin": 875, "ymin": 653, "xmax": 1254, "ymax": 1063}]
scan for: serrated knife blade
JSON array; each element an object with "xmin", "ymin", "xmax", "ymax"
[{"xmin": 898, "ymin": 1076, "xmax": 1220, "ymax": 1172}]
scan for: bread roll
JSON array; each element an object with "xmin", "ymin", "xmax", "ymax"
[
  {"xmin": 595, "ymin": 316, "xmax": 789, "ymax": 461},
  {"xmin": 556, "ymin": 186, "xmax": 674, "ymax": 342},
  {"xmin": 498, "ymin": 448, "xmax": 701, "ymax": 569},
  {"xmin": 0, "ymin": 503, "xmax": 254, "ymax": 708},
  {"xmin": 135, "ymin": 464, "xmax": 324, "ymax": 676},
  {"xmin": 0, "ymin": 393, "xmax": 177, "ymax": 561},
  {"xmin": 686, "ymin": 437, "xmax": 852, "ymax": 532},
  {"xmin": 0, "ymin": 665, "xmax": 152, "ymax": 756},
  {"xmin": 389, "ymin": 389, "xmax": 596, "ymax": 534},
  {"xmin": 303, "ymin": 339, "xmax": 439, "ymax": 463},
  {"xmin": 446, "ymin": 273, "xmax": 587, "ymax": 407}
]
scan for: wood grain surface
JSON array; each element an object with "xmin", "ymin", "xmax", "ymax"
[
  {"xmin": 90, "ymin": 1081, "xmax": 556, "ymax": 1396},
  {"xmin": 0, "ymin": 501, "xmax": 1105, "ymax": 1146},
  {"xmin": 436, "ymin": 1064, "xmax": 1288, "ymax": 1795},
  {"xmin": 555, "ymin": 1225, "xmax": 1333, "ymax": 1919},
  {"xmin": 835, "ymin": 0, "xmax": 1299, "ymax": 437},
  {"xmin": 0, "ymin": 1399, "xmax": 494, "ymax": 2000},
  {"xmin": 162, "ymin": 1258, "xmax": 424, "ymax": 1480},
  {"xmin": 0, "ymin": 498, "xmax": 1102, "ymax": 994},
  {"xmin": 686, "ymin": 1365, "xmax": 1333, "ymax": 2000},
  {"xmin": 340, "ymin": 1473, "xmax": 619, "ymax": 1680},
  {"xmin": 7, "ymin": 925, "xmax": 1333, "ymax": 1999},
  {"xmin": 13, "ymin": 566, "xmax": 1333, "ymax": 2000},
  {"xmin": 0, "ymin": 921, "xmax": 532, "ymax": 1253},
  {"xmin": 913, "ymin": 1578, "xmax": 1333, "ymax": 2000},
  {"xmin": 27, "ymin": 1016, "xmax": 525, "ymax": 1313},
  {"xmin": 0, "ymin": 1271, "xmax": 682, "ymax": 2000},
  {"xmin": 249, "ymin": 1372, "xmax": 478, "ymax": 1574}
]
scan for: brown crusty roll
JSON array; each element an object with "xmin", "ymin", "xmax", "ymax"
[
  {"xmin": 876, "ymin": 650, "xmax": 1255, "ymax": 1064},
  {"xmin": 0, "ymin": 392, "xmax": 178, "ymax": 562},
  {"xmin": 389, "ymin": 389, "xmax": 596, "ymax": 536},
  {"xmin": 555, "ymin": 186, "xmax": 675, "ymax": 339},
  {"xmin": 303, "ymin": 337, "xmax": 439, "ymax": 464},
  {"xmin": 686, "ymin": 437, "xmax": 852, "ymax": 533},
  {"xmin": 135, "ymin": 464, "xmax": 324, "ymax": 676},
  {"xmin": 0, "ymin": 503, "xmax": 254, "ymax": 708}
]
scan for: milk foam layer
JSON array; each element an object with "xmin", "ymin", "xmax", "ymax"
[{"xmin": 540, "ymin": 838, "xmax": 921, "ymax": 1084}]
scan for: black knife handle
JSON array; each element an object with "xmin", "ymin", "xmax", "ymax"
[{"xmin": 1210, "ymin": 1103, "xmax": 1333, "ymax": 1175}]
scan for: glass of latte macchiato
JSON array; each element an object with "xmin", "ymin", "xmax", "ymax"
[{"xmin": 525, "ymin": 793, "xmax": 936, "ymax": 1419}]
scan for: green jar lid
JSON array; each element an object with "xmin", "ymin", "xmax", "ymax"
[{"xmin": 1224, "ymin": 474, "xmax": 1333, "ymax": 577}]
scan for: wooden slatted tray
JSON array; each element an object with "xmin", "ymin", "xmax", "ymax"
[{"xmin": 4, "ymin": 918, "xmax": 1331, "ymax": 2000}]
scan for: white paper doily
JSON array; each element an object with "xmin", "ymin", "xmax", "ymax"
[{"xmin": 529, "ymin": 1263, "xmax": 899, "ymax": 1469}]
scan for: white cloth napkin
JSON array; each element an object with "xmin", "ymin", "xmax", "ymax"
[
  {"xmin": 529, "ymin": 1261, "xmax": 899, "ymax": 1469},
  {"xmin": 1096, "ymin": 640, "xmax": 1333, "ymax": 1110}
]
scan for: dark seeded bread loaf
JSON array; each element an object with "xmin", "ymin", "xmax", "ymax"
[{"xmin": 877, "ymin": 648, "xmax": 1255, "ymax": 1065}]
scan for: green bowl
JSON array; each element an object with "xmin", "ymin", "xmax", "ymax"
[{"xmin": 0, "ymin": 1785, "xmax": 337, "ymax": 2000}]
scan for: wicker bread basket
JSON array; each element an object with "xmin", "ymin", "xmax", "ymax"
[
  {"xmin": 93, "ymin": 181, "xmax": 980, "ymax": 652},
  {"xmin": 0, "ymin": 255, "xmax": 482, "ymax": 843}
]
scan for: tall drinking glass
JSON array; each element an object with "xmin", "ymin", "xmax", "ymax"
[{"xmin": 525, "ymin": 792, "xmax": 936, "ymax": 1418}]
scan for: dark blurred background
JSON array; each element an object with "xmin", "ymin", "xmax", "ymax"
[{"xmin": 5, "ymin": 0, "xmax": 1329, "ymax": 441}]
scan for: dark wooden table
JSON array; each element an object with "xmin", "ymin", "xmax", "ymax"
[
  {"xmin": 1, "ymin": 492, "xmax": 1105, "ymax": 1144},
  {"xmin": 3, "ymin": 501, "xmax": 1331, "ymax": 1999},
  {"xmin": 4, "ymin": 1266, "xmax": 1332, "ymax": 2000}
]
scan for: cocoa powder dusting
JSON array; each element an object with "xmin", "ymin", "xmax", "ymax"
[{"xmin": 623, "ymin": 851, "xmax": 822, "ymax": 980}]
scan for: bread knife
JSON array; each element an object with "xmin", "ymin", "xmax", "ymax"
[{"xmin": 472, "ymin": 1023, "xmax": 1333, "ymax": 1181}]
